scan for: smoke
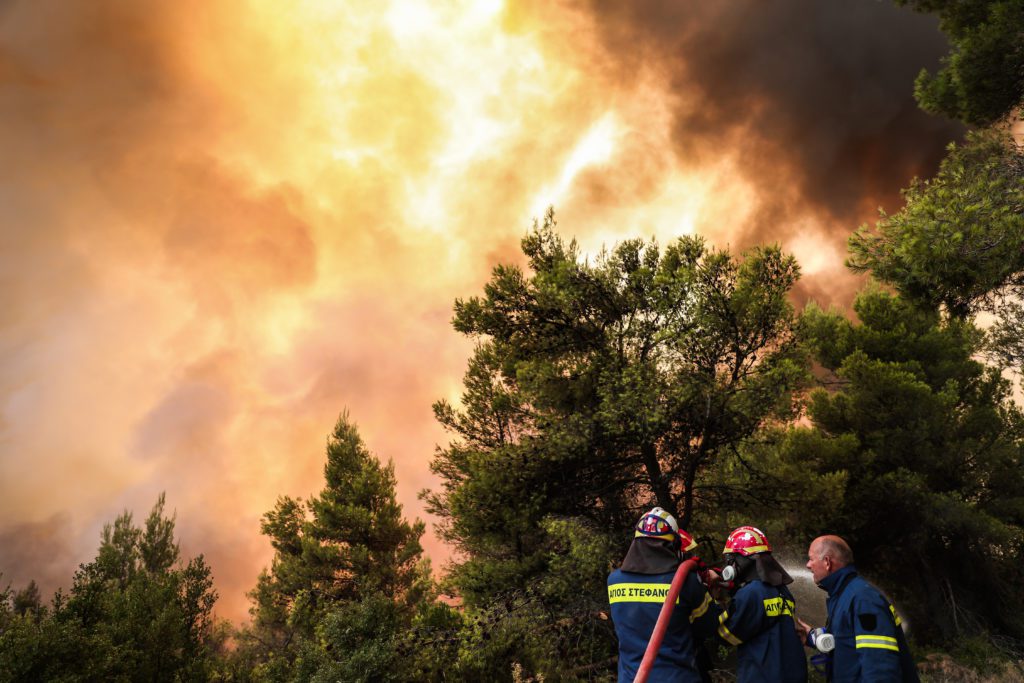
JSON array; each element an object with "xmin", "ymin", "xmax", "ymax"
[
  {"xmin": 589, "ymin": 1, "xmax": 959, "ymax": 208},
  {"xmin": 0, "ymin": 0, "xmax": 961, "ymax": 621},
  {"xmin": 0, "ymin": 514, "xmax": 76, "ymax": 595},
  {"xmin": 541, "ymin": 0, "xmax": 963, "ymax": 302}
]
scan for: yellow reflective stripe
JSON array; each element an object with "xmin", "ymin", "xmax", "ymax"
[
  {"xmin": 856, "ymin": 635, "xmax": 899, "ymax": 652},
  {"xmin": 690, "ymin": 592, "xmax": 712, "ymax": 622},
  {"xmin": 889, "ymin": 604, "xmax": 902, "ymax": 627},
  {"xmin": 742, "ymin": 544, "xmax": 770, "ymax": 554},
  {"xmin": 608, "ymin": 583, "xmax": 677, "ymax": 604},
  {"xmin": 717, "ymin": 610, "xmax": 743, "ymax": 645},
  {"xmin": 763, "ymin": 597, "xmax": 795, "ymax": 617},
  {"xmin": 635, "ymin": 531, "xmax": 677, "ymax": 542}
]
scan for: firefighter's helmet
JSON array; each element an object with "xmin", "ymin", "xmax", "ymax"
[
  {"xmin": 634, "ymin": 507, "xmax": 679, "ymax": 543},
  {"xmin": 722, "ymin": 526, "xmax": 772, "ymax": 556},
  {"xmin": 677, "ymin": 528, "xmax": 699, "ymax": 553}
]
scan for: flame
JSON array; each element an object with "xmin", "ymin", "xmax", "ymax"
[
  {"xmin": 532, "ymin": 113, "xmax": 620, "ymax": 218},
  {"xmin": 787, "ymin": 224, "xmax": 843, "ymax": 276},
  {"xmin": 185, "ymin": 0, "xmax": 725, "ymax": 251}
]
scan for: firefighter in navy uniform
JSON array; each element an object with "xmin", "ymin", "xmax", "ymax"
[
  {"xmin": 714, "ymin": 526, "xmax": 808, "ymax": 683},
  {"xmin": 607, "ymin": 508, "xmax": 720, "ymax": 683},
  {"xmin": 799, "ymin": 535, "xmax": 919, "ymax": 683}
]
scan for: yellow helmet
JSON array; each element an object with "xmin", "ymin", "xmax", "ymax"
[{"xmin": 634, "ymin": 507, "xmax": 680, "ymax": 543}]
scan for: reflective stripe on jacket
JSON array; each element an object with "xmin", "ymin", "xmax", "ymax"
[
  {"xmin": 608, "ymin": 567, "xmax": 720, "ymax": 683},
  {"xmin": 819, "ymin": 565, "xmax": 919, "ymax": 682},
  {"xmin": 716, "ymin": 581, "xmax": 808, "ymax": 683}
]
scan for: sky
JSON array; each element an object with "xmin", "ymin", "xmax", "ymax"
[{"xmin": 0, "ymin": 0, "xmax": 962, "ymax": 622}]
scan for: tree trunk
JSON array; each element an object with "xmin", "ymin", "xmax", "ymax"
[{"xmin": 641, "ymin": 442, "xmax": 675, "ymax": 518}]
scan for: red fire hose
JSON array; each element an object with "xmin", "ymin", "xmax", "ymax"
[{"xmin": 633, "ymin": 558, "xmax": 698, "ymax": 683}]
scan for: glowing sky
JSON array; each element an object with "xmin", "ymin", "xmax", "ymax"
[{"xmin": 0, "ymin": 0, "xmax": 960, "ymax": 621}]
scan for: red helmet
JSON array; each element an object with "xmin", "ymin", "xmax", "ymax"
[
  {"xmin": 722, "ymin": 526, "xmax": 771, "ymax": 556},
  {"xmin": 677, "ymin": 528, "xmax": 698, "ymax": 553},
  {"xmin": 634, "ymin": 507, "xmax": 679, "ymax": 543}
]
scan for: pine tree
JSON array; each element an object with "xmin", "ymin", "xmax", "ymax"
[
  {"xmin": 849, "ymin": 128, "xmax": 1024, "ymax": 378},
  {"xmin": 241, "ymin": 412, "xmax": 431, "ymax": 681},
  {"xmin": 0, "ymin": 495, "xmax": 224, "ymax": 682},
  {"xmin": 790, "ymin": 289, "xmax": 1024, "ymax": 645},
  {"xmin": 427, "ymin": 213, "xmax": 806, "ymax": 597},
  {"xmin": 849, "ymin": 129, "xmax": 1024, "ymax": 320},
  {"xmin": 896, "ymin": 0, "xmax": 1024, "ymax": 125},
  {"xmin": 423, "ymin": 213, "xmax": 807, "ymax": 677}
]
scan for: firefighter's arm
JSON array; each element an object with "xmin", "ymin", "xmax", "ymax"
[
  {"xmin": 682, "ymin": 572, "xmax": 722, "ymax": 642},
  {"xmin": 794, "ymin": 616, "xmax": 812, "ymax": 647},
  {"xmin": 714, "ymin": 587, "xmax": 760, "ymax": 647},
  {"xmin": 853, "ymin": 590, "xmax": 902, "ymax": 682}
]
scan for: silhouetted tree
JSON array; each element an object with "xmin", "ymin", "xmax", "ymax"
[
  {"xmin": 850, "ymin": 129, "xmax": 1024, "ymax": 373},
  {"xmin": 789, "ymin": 289, "xmax": 1024, "ymax": 646},
  {"xmin": 0, "ymin": 494, "xmax": 225, "ymax": 682},
  {"xmin": 423, "ymin": 212, "xmax": 807, "ymax": 678},
  {"xmin": 897, "ymin": 0, "xmax": 1024, "ymax": 124},
  {"xmin": 239, "ymin": 412, "xmax": 441, "ymax": 682}
]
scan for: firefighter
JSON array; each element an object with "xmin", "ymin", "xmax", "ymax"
[
  {"xmin": 715, "ymin": 526, "xmax": 808, "ymax": 683},
  {"xmin": 671, "ymin": 526, "xmax": 722, "ymax": 683},
  {"xmin": 798, "ymin": 535, "xmax": 919, "ymax": 682},
  {"xmin": 607, "ymin": 507, "xmax": 720, "ymax": 683}
]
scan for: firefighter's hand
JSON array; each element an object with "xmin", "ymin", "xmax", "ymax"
[
  {"xmin": 705, "ymin": 571, "xmax": 726, "ymax": 602},
  {"xmin": 794, "ymin": 617, "xmax": 811, "ymax": 644}
]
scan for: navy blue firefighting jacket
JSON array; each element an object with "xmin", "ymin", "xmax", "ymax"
[
  {"xmin": 817, "ymin": 565, "xmax": 919, "ymax": 682},
  {"xmin": 716, "ymin": 580, "xmax": 808, "ymax": 683},
  {"xmin": 608, "ymin": 567, "xmax": 719, "ymax": 683}
]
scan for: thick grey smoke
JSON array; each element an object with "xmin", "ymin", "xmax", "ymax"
[{"xmin": 586, "ymin": 0, "xmax": 961, "ymax": 229}]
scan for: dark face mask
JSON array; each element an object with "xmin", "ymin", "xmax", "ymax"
[{"xmin": 722, "ymin": 554, "xmax": 755, "ymax": 585}]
